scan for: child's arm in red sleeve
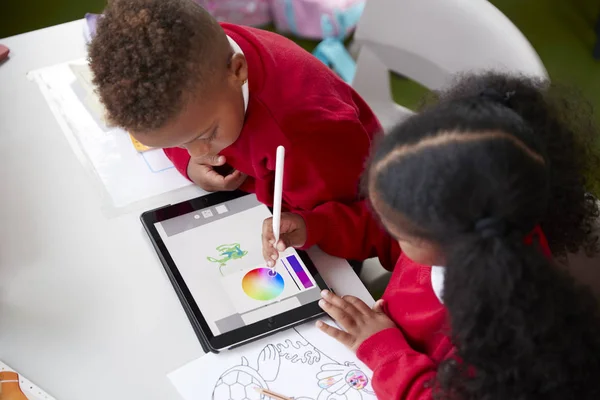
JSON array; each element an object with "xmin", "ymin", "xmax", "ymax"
[
  {"xmin": 357, "ymin": 328, "xmax": 441, "ymax": 399},
  {"xmin": 163, "ymin": 147, "xmax": 255, "ymax": 193},
  {"xmin": 280, "ymin": 111, "xmax": 372, "ymax": 211},
  {"xmin": 297, "ymin": 200, "xmax": 400, "ymax": 271},
  {"xmin": 274, "ymin": 105, "xmax": 399, "ymax": 269},
  {"xmin": 163, "ymin": 147, "xmax": 191, "ymax": 180}
]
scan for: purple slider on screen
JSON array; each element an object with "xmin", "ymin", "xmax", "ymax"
[{"xmin": 286, "ymin": 255, "xmax": 314, "ymax": 289}]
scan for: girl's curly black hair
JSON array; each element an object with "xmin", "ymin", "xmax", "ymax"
[
  {"xmin": 423, "ymin": 73, "xmax": 600, "ymax": 257},
  {"xmin": 367, "ymin": 72, "xmax": 600, "ymax": 399}
]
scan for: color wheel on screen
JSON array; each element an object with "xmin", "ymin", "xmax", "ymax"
[{"xmin": 242, "ymin": 268, "xmax": 285, "ymax": 301}]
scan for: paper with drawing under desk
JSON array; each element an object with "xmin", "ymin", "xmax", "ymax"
[
  {"xmin": 27, "ymin": 59, "xmax": 192, "ymax": 211},
  {"xmin": 169, "ymin": 318, "xmax": 377, "ymax": 400}
]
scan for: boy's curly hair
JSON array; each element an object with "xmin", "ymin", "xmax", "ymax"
[{"xmin": 88, "ymin": 0, "xmax": 229, "ymax": 132}]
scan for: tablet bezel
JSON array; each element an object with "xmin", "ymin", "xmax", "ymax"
[{"xmin": 141, "ymin": 190, "xmax": 327, "ymax": 352}]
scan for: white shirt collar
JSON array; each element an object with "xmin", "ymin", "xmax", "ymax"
[
  {"xmin": 226, "ymin": 35, "xmax": 249, "ymax": 113},
  {"xmin": 431, "ymin": 265, "xmax": 446, "ymax": 304}
]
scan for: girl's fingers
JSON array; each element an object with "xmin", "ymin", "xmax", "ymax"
[
  {"xmin": 343, "ymin": 296, "xmax": 373, "ymax": 316},
  {"xmin": 316, "ymin": 320, "xmax": 355, "ymax": 348},
  {"xmin": 321, "ymin": 290, "xmax": 359, "ymax": 316},
  {"xmin": 373, "ymin": 299, "xmax": 385, "ymax": 313},
  {"xmin": 319, "ymin": 297, "xmax": 357, "ymax": 331}
]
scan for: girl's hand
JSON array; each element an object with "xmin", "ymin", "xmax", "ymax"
[
  {"xmin": 317, "ymin": 290, "xmax": 397, "ymax": 353},
  {"xmin": 261, "ymin": 212, "xmax": 307, "ymax": 267}
]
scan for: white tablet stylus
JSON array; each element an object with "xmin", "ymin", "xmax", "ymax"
[{"xmin": 272, "ymin": 146, "xmax": 285, "ymax": 249}]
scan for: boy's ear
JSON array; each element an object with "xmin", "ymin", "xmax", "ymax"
[{"xmin": 228, "ymin": 53, "xmax": 248, "ymax": 85}]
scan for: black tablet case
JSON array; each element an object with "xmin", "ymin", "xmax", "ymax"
[
  {"xmin": 140, "ymin": 206, "xmax": 217, "ymax": 354},
  {"xmin": 141, "ymin": 200, "xmax": 326, "ymax": 354}
]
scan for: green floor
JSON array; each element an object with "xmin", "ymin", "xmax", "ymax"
[{"xmin": 2, "ymin": 0, "xmax": 599, "ymax": 190}]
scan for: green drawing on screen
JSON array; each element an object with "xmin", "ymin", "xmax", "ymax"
[{"xmin": 208, "ymin": 243, "xmax": 249, "ymax": 275}]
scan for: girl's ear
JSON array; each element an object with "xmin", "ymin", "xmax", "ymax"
[{"xmin": 228, "ymin": 53, "xmax": 248, "ymax": 86}]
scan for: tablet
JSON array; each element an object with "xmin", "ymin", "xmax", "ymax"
[{"xmin": 141, "ymin": 191, "xmax": 327, "ymax": 352}]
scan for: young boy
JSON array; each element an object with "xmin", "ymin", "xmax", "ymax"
[{"xmin": 89, "ymin": 0, "xmax": 382, "ymax": 258}]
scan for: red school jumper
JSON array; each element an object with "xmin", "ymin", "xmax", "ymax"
[
  {"xmin": 164, "ymin": 23, "xmax": 382, "ymax": 250},
  {"xmin": 307, "ymin": 200, "xmax": 553, "ymax": 399}
]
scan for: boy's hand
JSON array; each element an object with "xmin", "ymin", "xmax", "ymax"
[
  {"xmin": 316, "ymin": 290, "xmax": 397, "ymax": 353},
  {"xmin": 187, "ymin": 154, "xmax": 247, "ymax": 192},
  {"xmin": 261, "ymin": 212, "xmax": 307, "ymax": 267}
]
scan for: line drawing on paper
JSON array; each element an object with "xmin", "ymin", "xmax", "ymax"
[
  {"xmin": 141, "ymin": 151, "xmax": 174, "ymax": 173},
  {"xmin": 211, "ymin": 326, "xmax": 376, "ymax": 400},
  {"xmin": 207, "ymin": 243, "xmax": 249, "ymax": 275},
  {"xmin": 213, "ymin": 344, "xmax": 280, "ymax": 400}
]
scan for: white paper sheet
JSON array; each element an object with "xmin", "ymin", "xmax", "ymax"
[
  {"xmin": 169, "ymin": 319, "xmax": 377, "ymax": 400},
  {"xmin": 28, "ymin": 59, "xmax": 192, "ymax": 210}
]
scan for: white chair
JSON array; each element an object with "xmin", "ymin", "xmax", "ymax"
[
  {"xmin": 350, "ymin": 0, "xmax": 600, "ymax": 295},
  {"xmin": 351, "ymin": 0, "xmax": 547, "ymax": 131}
]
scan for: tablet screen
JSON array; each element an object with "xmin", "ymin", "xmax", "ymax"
[{"xmin": 154, "ymin": 195, "xmax": 322, "ymax": 336}]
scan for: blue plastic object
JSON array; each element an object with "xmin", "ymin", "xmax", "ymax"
[
  {"xmin": 313, "ymin": 38, "xmax": 357, "ymax": 83},
  {"xmin": 312, "ymin": 2, "xmax": 365, "ymax": 83}
]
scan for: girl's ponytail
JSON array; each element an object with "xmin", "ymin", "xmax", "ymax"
[
  {"xmin": 438, "ymin": 228, "xmax": 600, "ymax": 399},
  {"xmin": 429, "ymin": 74, "xmax": 600, "ymax": 256},
  {"xmin": 369, "ymin": 72, "xmax": 600, "ymax": 400}
]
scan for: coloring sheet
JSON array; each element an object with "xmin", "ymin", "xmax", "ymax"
[
  {"xmin": 28, "ymin": 59, "xmax": 192, "ymax": 211},
  {"xmin": 169, "ymin": 319, "xmax": 377, "ymax": 400}
]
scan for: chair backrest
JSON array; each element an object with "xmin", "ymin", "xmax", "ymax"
[
  {"xmin": 352, "ymin": 0, "xmax": 600, "ymax": 294},
  {"xmin": 352, "ymin": 0, "xmax": 548, "ymax": 130}
]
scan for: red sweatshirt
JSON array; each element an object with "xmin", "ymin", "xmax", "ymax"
[
  {"xmin": 306, "ymin": 200, "xmax": 553, "ymax": 399},
  {"xmin": 164, "ymin": 23, "xmax": 381, "ymax": 252}
]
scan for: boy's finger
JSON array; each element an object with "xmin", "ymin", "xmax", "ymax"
[
  {"xmin": 279, "ymin": 229, "xmax": 305, "ymax": 250},
  {"xmin": 200, "ymin": 168, "xmax": 244, "ymax": 191},
  {"xmin": 275, "ymin": 239, "xmax": 288, "ymax": 252},
  {"xmin": 223, "ymin": 169, "xmax": 243, "ymax": 181},
  {"xmin": 262, "ymin": 217, "xmax": 275, "ymax": 239},
  {"xmin": 316, "ymin": 320, "xmax": 355, "ymax": 348},
  {"xmin": 263, "ymin": 247, "xmax": 278, "ymax": 267},
  {"xmin": 261, "ymin": 236, "xmax": 276, "ymax": 265},
  {"xmin": 203, "ymin": 167, "xmax": 227, "ymax": 184},
  {"xmin": 196, "ymin": 154, "xmax": 226, "ymax": 166},
  {"xmin": 223, "ymin": 170, "xmax": 247, "ymax": 190},
  {"xmin": 262, "ymin": 218, "xmax": 278, "ymax": 266}
]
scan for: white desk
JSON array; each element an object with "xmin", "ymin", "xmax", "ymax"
[{"xmin": 0, "ymin": 20, "xmax": 371, "ymax": 400}]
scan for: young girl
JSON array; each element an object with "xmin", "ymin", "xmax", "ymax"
[{"xmin": 262, "ymin": 73, "xmax": 600, "ymax": 399}]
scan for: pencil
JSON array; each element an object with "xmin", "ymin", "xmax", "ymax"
[
  {"xmin": 254, "ymin": 386, "xmax": 294, "ymax": 400},
  {"xmin": 272, "ymin": 146, "xmax": 285, "ymax": 247}
]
